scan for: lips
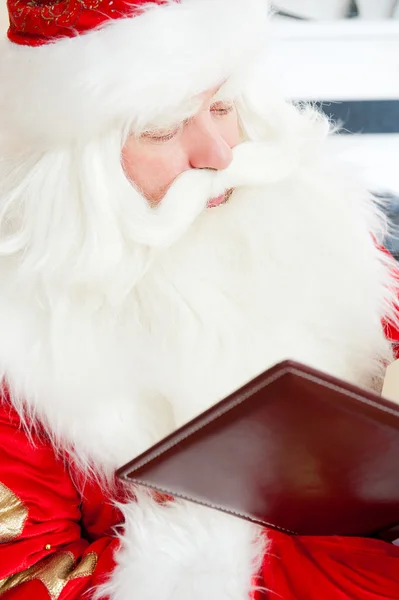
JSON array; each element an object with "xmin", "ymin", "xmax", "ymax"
[{"xmin": 207, "ymin": 188, "xmax": 234, "ymax": 209}]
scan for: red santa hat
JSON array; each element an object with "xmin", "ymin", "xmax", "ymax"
[{"xmin": 1, "ymin": 0, "xmax": 269, "ymax": 145}]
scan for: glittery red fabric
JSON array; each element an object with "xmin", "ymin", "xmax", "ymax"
[{"xmin": 7, "ymin": 0, "xmax": 171, "ymax": 46}]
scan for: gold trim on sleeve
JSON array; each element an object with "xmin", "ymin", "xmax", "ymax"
[
  {"xmin": 0, "ymin": 551, "xmax": 98, "ymax": 599},
  {"xmin": 0, "ymin": 482, "xmax": 28, "ymax": 542}
]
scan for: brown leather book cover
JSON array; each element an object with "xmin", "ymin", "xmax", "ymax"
[{"xmin": 117, "ymin": 360, "xmax": 399, "ymax": 538}]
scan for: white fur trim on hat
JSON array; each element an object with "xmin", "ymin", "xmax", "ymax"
[{"xmin": 0, "ymin": 0, "xmax": 269, "ymax": 145}]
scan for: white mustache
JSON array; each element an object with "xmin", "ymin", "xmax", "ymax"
[{"xmin": 127, "ymin": 140, "xmax": 300, "ymax": 247}]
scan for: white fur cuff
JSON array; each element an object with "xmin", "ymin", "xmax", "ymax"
[{"xmin": 95, "ymin": 491, "xmax": 266, "ymax": 600}]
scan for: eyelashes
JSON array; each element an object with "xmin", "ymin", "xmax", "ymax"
[
  {"xmin": 142, "ymin": 102, "xmax": 235, "ymax": 143},
  {"xmin": 141, "ymin": 124, "xmax": 182, "ymax": 143},
  {"xmin": 210, "ymin": 101, "xmax": 234, "ymax": 116}
]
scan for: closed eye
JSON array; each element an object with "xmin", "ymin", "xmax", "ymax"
[
  {"xmin": 141, "ymin": 124, "xmax": 182, "ymax": 143},
  {"xmin": 210, "ymin": 101, "xmax": 234, "ymax": 116}
]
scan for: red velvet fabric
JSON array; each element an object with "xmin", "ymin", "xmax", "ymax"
[
  {"xmin": 6, "ymin": 0, "xmax": 170, "ymax": 46},
  {"xmin": 2, "ymin": 389, "xmax": 399, "ymax": 599},
  {"xmin": 0, "ymin": 400, "xmax": 119, "ymax": 598},
  {"xmin": 259, "ymin": 531, "xmax": 399, "ymax": 599}
]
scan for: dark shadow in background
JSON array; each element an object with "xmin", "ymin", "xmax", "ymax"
[{"xmin": 316, "ymin": 100, "xmax": 399, "ymax": 135}]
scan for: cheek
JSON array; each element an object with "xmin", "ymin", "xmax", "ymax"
[{"xmin": 122, "ymin": 138, "xmax": 188, "ymax": 203}]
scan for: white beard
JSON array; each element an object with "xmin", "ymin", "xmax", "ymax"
[
  {"xmin": 0, "ymin": 132, "xmax": 397, "ymax": 600},
  {"xmin": 0, "ymin": 138, "xmax": 395, "ymax": 475}
]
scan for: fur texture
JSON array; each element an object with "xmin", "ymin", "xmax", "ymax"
[
  {"xmin": 0, "ymin": 21, "xmax": 398, "ymax": 596},
  {"xmin": 0, "ymin": 97, "xmax": 395, "ymax": 474},
  {"xmin": 95, "ymin": 490, "xmax": 266, "ymax": 600},
  {"xmin": 0, "ymin": 0, "xmax": 269, "ymax": 145},
  {"xmin": 0, "ymin": 112, "xmax": 397, "ymax": 598}
]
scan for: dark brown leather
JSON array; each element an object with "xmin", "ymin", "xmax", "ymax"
[{"xmin": 117, "ymin": 361, "xmax": 399, "ymax": 537}]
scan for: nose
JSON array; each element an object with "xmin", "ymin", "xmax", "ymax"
[{"xmin": 187, "ymin": 115, "xmax": 233, "ymax": 171}]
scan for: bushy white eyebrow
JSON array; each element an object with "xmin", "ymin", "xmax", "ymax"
[{"xmin": 132, "ymin": 82, "xmax": 235, "ymax": 136}]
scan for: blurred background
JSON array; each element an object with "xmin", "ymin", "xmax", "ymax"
[
  {"xmin": 269, "ymin": 0, "xmax": 399, "ymax": 256},
  {"xmin": 0, "ymin": 1, "xmax": 398, "ymax": 253},
  {"xmin": 0, "ymin": 4, "xmax": 5, "ymax": 32}
]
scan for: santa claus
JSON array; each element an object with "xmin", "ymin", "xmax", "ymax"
[{"xmin": 0, "ymin": 0, "xmax": 399, "ymax": 598}]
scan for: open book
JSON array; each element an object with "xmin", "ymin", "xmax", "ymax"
[{"xmin": 117, "ymin": 360, "xmax": 399, "ymax": 539}]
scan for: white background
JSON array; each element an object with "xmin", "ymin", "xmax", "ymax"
[
  {"xmin": 0, "ymin": 3, "xmax": 6, "ymax": 33},
  {"xmin": 269, "ymin": 19, "xmax": 399, "ymax": 195}
]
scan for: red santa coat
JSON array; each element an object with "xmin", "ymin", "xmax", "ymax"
[{"xmin": 1, "ymin": 319, "xmax": 399, "ymax": 600}]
